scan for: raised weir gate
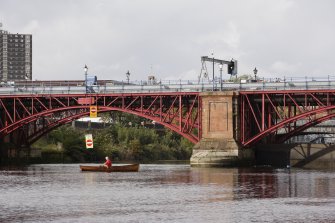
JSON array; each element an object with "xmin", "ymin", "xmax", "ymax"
[{"xmin": 2, "ymin": 90, "xmax": 335, "ymax": 168}]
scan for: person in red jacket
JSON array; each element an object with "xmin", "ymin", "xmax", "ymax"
[{"xmin": 103, "ymin": 156, "xmax": 112, "ymax": 168}]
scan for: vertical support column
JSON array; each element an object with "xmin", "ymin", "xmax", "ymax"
[
  {"xmin": 262, "ymin": 93, "xmax": 265, "ymax": 131},
  {"xmin": 191, "ymin": 91, "xmax": 254, "ymax": 167},
  {"xmin": 31, "ymin": 98, "xmax": 34, "ymax": 115},
  {"xmin": 140, "ymin": 96, "xmax": 143, "ymax": 114},
  {"xmin": 160, "ymin": 96, "xmax": 162, "ymax": 122},
  {"xmin": 13, "ymin": 98, "xmax": 16, "ymax": 122},
  {"xmin": 267, "ymin": 103, "xmax": 272, "ymax": 128},
  {"xmin": 198, "ymin": 96, "xmax": 202, "ymax": 141},
  {"xmin": 179, "ymin": 95, "xmax": 182, "ymax": 131},
  {"xmin": 241, "ymin": 94, "xmax": 245, "ymax": 143}
]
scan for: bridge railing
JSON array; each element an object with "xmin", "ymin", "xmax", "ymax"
[{"xmin": 1, "ymin": 76, "xmax": 335, "ymax": 94}]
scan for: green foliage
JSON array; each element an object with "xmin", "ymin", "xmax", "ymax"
[{"xmin": 33, "ymin": 113, "xmax": 194, "ymax": 163}]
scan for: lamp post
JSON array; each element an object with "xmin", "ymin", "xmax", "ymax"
[
  {"xmin": 84, "ymin": 65, "xmax": 88, "ymax": 93},
  {"xmin": 253, "ymin": 67, "xmax": 258, "ymax": 81},
  {"xmin": 219, "ymin": 63, "xmax": 223, "ymax": 91},
  {"xmin": 25, "ymin": 73, "xmax": 29, "ymax": 88},
  {"xmin": 212, "ymin": 53, "xmax": 215, "ymax": 91},
  {"xmin": 126, "ymin": 70, "xmax": 130, "ymax": 84}
]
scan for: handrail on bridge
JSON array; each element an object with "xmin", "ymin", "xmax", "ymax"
[{"xmin": 1, "ymin": 75, "xmax": 335, "ymax": 95}]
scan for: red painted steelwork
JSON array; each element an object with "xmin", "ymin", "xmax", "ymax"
[
  {"xmin": 240, "ymin": 90, "xmax": 335, "ymax": 146},
  {"xmin": 0, "ymin": 93, "xmax": 201, "ymax": 146}
]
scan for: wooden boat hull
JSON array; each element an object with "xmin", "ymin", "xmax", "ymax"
[{"xmin": 80, "ymin": 164, "xmax": 139, "ymax": 172}]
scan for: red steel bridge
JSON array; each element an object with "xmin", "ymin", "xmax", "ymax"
[
  {"xmin": 1, "ymin": 81, "xmax": 335, "ymax": 149},
  {"xmin": 0, "ymin": 93, "xmax": 201, "ymax": 148},
  {"xmin": 240, "ymin": 89, "xmax": 335, "ymax": 146}
]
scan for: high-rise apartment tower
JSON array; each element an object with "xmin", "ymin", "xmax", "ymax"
[{"xmin": 0, "ymin": 24, "xmax": 32, "ymax": 82}]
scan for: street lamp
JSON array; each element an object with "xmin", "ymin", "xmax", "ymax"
[
  {"xmin": 219, "ymin": 63, "xmax": 223, "ymax": 91},
  {"xmin": 126, "ymin": 70, "xmax": 130, "ymax": 84},
  {"xmin": 25, "ymin": 73, "xmax": 29, "ymax": 88},
  {"xmin": 212, "ymin": 53, "xmax": 215, "ymax": 91},
  {"xmin": 84, "ymin": 65, "xmax": 88, "ymax": 93},
  {"xmin": 253, "ymin": 67, "xmax": 258, "ymax": 81}
]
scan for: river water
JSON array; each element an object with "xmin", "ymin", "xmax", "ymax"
[{"xmin": 1, "ymin": 164, "xmax": 335, "ymax": 223}]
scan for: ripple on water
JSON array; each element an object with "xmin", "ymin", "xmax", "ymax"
[{"xmin": 1, "ymin": 164, "xmax": 335, "ymax": 223}]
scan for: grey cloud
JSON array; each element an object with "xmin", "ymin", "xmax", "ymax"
[{"xmin": 0, "ymin": 0, "xmax": 334, "ymax": 81}]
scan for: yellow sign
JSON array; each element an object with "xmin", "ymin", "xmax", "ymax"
[{"xmin": 90, "ymin": 106, "xmax": 98, "ymax": 118}]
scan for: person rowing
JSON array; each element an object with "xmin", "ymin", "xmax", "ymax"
[{"xmin": 103, "ymin": 156, "xmax": 112, "ymax": 169}]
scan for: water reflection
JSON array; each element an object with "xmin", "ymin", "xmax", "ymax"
[
  {"xmin": 1, "ymin": 164, "xmax": 335, "ymax": 223},
  {"xmin": 155, "ymin": 166, "xmax": 335, "ymax": 200},
  {"xmin": 236, "ymin": 168, "xmax": 278, "ymax": 199}
]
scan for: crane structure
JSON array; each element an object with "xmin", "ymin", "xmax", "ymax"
[{"xmin": 198, "ymin": 56, "xmax": 238, "ymax": 91}]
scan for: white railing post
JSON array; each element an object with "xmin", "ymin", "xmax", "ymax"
[{"xmin": 284, "ymin": 76, "xmax": 286, "ymax": 90}]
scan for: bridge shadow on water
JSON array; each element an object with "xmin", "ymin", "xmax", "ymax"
[
  {"xmin": 292, "ymin": 144, "xmax": 335, "ymax": 168},
  {"xmin": 256, "ymin": 143, "xmax": 335, "ymax": 169}
]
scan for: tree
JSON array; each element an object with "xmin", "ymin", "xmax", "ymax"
[{"xmin": 33, "ymin": 112, "xmax": 195, "ymax": 163}]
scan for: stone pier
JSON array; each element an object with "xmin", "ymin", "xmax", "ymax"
[
  {"xmin": 191, "ymin": 91, "xmax": 254, "ymax": 167},
  {"xmin": 0, "ymin": 131, "xmax": 31, "ymax": 165}
]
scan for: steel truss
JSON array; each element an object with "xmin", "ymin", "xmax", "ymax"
[
  {"xmin": 0, "ymin": 93, "xmax": 201, "ymax": 146},
  {"xmin": 240, "ymin": 90, "xmax": 335, "ymax": 146}
]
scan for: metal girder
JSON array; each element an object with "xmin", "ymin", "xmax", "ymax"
[
  {"xmin": 240, "ymin": 90, "xmax": 335, "ymax": 146},
  {"xmin": 0, "ymin": 92, "xmax": 201, "ymax": 146}
]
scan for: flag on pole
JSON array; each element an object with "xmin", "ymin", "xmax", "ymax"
[{"xmin": 85, "ymin": 134, "xmax": 94, "ymax": 149}]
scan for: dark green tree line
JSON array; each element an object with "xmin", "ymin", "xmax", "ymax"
[{"xmin": 33, "ymin": 113, "xmax": 194, "ymax": 163}]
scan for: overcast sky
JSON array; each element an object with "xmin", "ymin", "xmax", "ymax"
[{"xmin": 1, "ymin": 0, "xmax": 335, "ymax": 81}]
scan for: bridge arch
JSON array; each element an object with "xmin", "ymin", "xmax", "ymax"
[
  {"xmin": 277, "ymin": 110, "xmax": 335, "ymax": 143},
  {"xmin": 243, "ymin": 106, "xmax": 335, "ymax": 145},
  {"xmin": 26, "ymin": 107, "xmax": 199, "ymax": 145},
  {"xmin": 240, "ymin": 90, "xmax": 335, "ymax": 146},
  {"xmin": 0, "ymin": 93, "xmax": 201, "ymax": 147}
]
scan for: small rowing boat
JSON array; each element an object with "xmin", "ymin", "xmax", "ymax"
[{"xmin": 80, "ymin": 164, "xmax": 139, "ymax": 172}]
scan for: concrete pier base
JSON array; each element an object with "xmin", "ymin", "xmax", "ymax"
[{"xmin": 190, "ymin": 139, "xmax": 254, "ymax": 167}]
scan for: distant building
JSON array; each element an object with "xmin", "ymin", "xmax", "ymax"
[
  {"xmin": 0, "ymin": 25, "xmax": 32, "ymax": 82},
  {"xmin": 73, "ymin": 117, "xmax": 110, "ymax": 129}
]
